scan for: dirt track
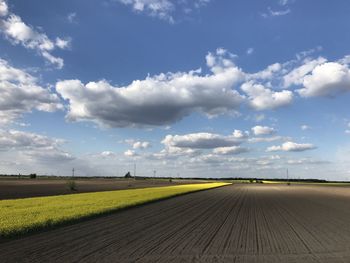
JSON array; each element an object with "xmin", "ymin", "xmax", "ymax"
[
  {"xmin": 0, "ymin": 178, "xmax": 204, "ymax": 199},
  {"xmin": 2, "ymin": 184, "xmax": 350, "ymax": 262}
]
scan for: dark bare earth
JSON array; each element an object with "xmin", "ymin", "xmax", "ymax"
[
  {"xmin": 0, "ymin": 178, "xmax": 205, "ymax": 199},
  {"xmin": 2, "ymin": 184, "xmax": 350, "ymax": 262}
]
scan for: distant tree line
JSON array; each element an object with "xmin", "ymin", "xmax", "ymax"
[{"xmin": 0, "ymin": 174, "xmax": 342, "ymax": 183}]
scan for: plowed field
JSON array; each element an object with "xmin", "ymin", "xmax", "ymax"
[{"xmin": 1, "ymin": 184, "xmax": 350, "ymax": 262}]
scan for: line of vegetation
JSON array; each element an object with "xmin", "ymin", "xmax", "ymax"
[
  {"xmin": 1, "ymin": 174, "xmax": 349, "ymax": 184},
  {"xmin": 262, "ymin": 180, "xmax": 350, "ymax": 186},
  {"xmin": 0, "ymin": 182, "xmax": 230, "ymax": 238}
]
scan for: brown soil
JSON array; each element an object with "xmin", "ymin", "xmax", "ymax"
[
  {"xmin": 2, "ymin": 184, "xmax": 350, "ymax": 262},
  {"xmin": 0, "ymin": 177, "xmax": 205, "ymax": 200}
]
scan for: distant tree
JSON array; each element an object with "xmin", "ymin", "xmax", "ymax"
[
  {"xmin": 124, "ymin": 171, "xmax": 132, "ymax": 178},
  {"xmin": 67, "ymin": 179, "xmax": 77, "ymax": 191},
  {"xmin": 29, "ymin": 173, "xmax": 37, "ymax": 179}
]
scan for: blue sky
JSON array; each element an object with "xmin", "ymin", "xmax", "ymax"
[{"xmin": 0, "ymin": 0, "xmax": 350, "ymax": 180}]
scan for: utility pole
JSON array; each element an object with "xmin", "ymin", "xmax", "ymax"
[
  {"xmin": 72, "ymin": 168, "xmax": 75, "ymax": 178},
  {"xmin": 134, "ymin": 163, "xmax": 136, "ymax": 179},
  {"xmin": 153, "ymin": 170, "xmax": 156, "ymax": 178}
]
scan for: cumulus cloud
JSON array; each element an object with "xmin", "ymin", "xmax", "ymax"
[
  {"xmin": 241, "ymin": 81, "xmax": 293, "ymax": 110},
  {"xmin": 162, "ymin": 132, "xmax": 243, "ymax": 150},
  {"xmin": 0, "ymin": 129, "xmax": 73, "ymax": 164},
  {"xmin": 213, "ymin": 146, "xmax": 249, "ymax": 155},
  {"xmin": 249, "ymin": 63, "xmax": 282, "ymax": 80},
  {"xmin": 26, "ymin": 149, "xmax": 74, "ymax": 163},
  {"xmin": 297, "ymin": 62, "xmax": 350, "ymax": 97},
  {"xmin": 150, "ymin": 147, "xmax": 200, "ymax": 160},
  {"xmin": 251, "ymin": 53, "xmax": 350, "ymax": 99},
  {"xmin": 252, "ymin": 125, "xmax": 276, "ymax": 136},
  {"xmin": 267, "ymin": 141, "xmax": 316, "ymax": 152},
  {"xmin": 56, "ymin": 49, "xmax": 350, "ymax": 128},
  {"xmin": 0, "ymin": 2, "xmax": 70, "ymax": 68},
  {"xmin": 133, "ymin": 141, "xmax": 151, "ymax": 149},
  {"xmin": 232, "ymin": 129, "xmax": 249, "ymax": 139},
  {"xmin": 283, "ymin": 57, "xmax": 327, "ymax": 88},
  {"xmin": 0, "ymin": 59, "xmax": 62, "ymax": 125},
  {"xmin": 56, "ymin": 49, "xmax": 244, "ymax": 127},
  {"xmin": 0, "ymin": 129, "xmax": 63, "ymax": 150},
  {"xmin": 124, "ymin": 149, "xmax": 137, "ymax": 157}
]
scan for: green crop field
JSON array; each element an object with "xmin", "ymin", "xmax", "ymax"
[
  {"xmin": 262, "ymin": 180, "xmax": 350, "ymax": 186},
  {"xmin": 0, "ymin": 182, "xmax": 230, "ymax": 238}
]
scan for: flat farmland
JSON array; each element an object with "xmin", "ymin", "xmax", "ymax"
[
  {"xmin": 2, "ymin": 184, "xmax": 350, "ymax": 262},
  {"xmin": 0, "ymin": 178, "xmax": 207, "ymax": 199}
]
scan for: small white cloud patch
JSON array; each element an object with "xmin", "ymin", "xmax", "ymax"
[
  {"xmin": 267, "ymin": 141, "xmax": 316, "ymax": 152},
  {"xmin": 0, "ymin": 4, "xmax": 70, "ymax": 68},
  {"xmin": 252, "ymin": 125, "xmax": 276, "ymax": 136}
]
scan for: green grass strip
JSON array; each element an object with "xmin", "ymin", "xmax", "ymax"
[
  {"xmin": 0, "ymin": 182, "xmax": 230, "ymax": 238},
  {"xmin": 262, "ymin": 180, "xmax": 350, "ymax": 186}
]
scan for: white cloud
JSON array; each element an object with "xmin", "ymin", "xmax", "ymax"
[
  {"xmin": 283, "ymin": 57, "xmax": 327, "ymax": 88},
  {"xmin": 100, "ymin": 151, "xmax": 116, "ymax": 158},
  {"xmin": 56, "ymin": 49, "xmax": 244, "ymax": 127},
  {"xmin": 0, "ymin": 0, "xmax": 8, "ymax": 17},
  {"xmin": 249, "ymin": 136, "xmax": 289, "ymax": 143},
  {"xmin": 286, "ymin": 158, "xmax": 330, "ymax": 165},
  {"xmin": 261, "ymin": 7, "xmax": 290, "ymax": 18},
  {"xmin": 150, "ymin": 147, "xmax": 200, "ymax": 160},
  {"xmin": 213, "ymin": 146, "xmax": 249, "ymax": 155},
  {"xmin": 252, "ymin": 125, "xmax": 276, "ymax": 136},
  {"xmin": 297, "ymin": 62, "xmax": 350, "ymax": 97},
  {"xmin": 0, "ymin": 129, "xmax": 73, "ymax": 164},
  {"xmin": 0, "ymin": 129, "xmax": 63, "ymax": 150},
  {"xmin": 267, "ymin": 141, "xmax": 316, "ymax": 152},
  {"xmin": 345, "ymin": 124, "xmax": 350, "ymax": 134},
  {"xmin": 55, "ymin": 37, "xmax": 70, "ymax": 49},
  {"xmin": 0, "ymin": 5, "xmax": 70, "ymax": 68},
  {"xmin": 116, "ymin": 0, "xmax": 211, "ymax": 23},
  {"xmin": 56, "ymin": 49, "xmax": 350, "ymax": 128},
  {"xmin": 67, "ymin": 12, "xmax": 77, "ymax": 24},
  {"xmin": 124, "ymin": 149, "xmax": 137, "ymax": 157},
  {"xmin": 241, "ymin": 81, "xmax": 293, "ymax": 111},
  {"xmin": 118, "ymin": 0, "xmax": 174, "ymax": 22},
  {"xmin": 133, "ymin": 141, "xmax": 151, "ymax": 149},
  {"xmin": 249, "ymin": 63, "xmax": 282, "ymax": 80},
  {"xmin": 0, "ymin": 59, "xmax": 62, "ymax": 125},
  {"xmin": 246, "ymin": 48, "xmax": 254, "ymax": 55},
  {"xmin": 232, "ymin": 129, "xmax": 249, "ymax": 139},
  {"xmin": 301, "ymin": 125, "xmax": 311, "ymax": 131},
  {"xmin": 162, "ymin": 132, "xmax": 243, "ymax": 150},
  {"xmin": 26, "ymin": 149, "xmax": 74, "ymax": 163}
]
